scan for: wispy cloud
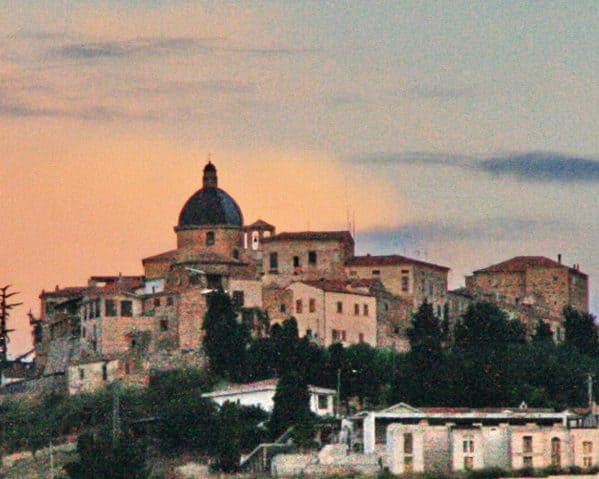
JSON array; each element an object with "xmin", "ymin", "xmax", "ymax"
[
  {"xmin": 402, "ymin": 85, "xmax": 476, "ymax": 100},
  {"xmin": 125, "ymin": 79, "xmax": 257, "ymax": 96},
  {"xmin": 0, "ymin": 101, "xmax": 159, "ymax": 121},
  {"xmin": 357, "ymin": 216, "xmax": 570, "ymax": 245},
  {"xmin": 479, "ymin": 152, "xmax": 599, "ymax": 182},
  {"xmin": 351, "ymin": 151, "xmax": 599, "ymax": 183},
  {"xmin": 50, "ymin": 36, "xmax": 319, "ymax": 61}
]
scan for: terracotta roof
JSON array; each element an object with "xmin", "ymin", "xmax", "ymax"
[
  {"xmin": 297, "ymin": 280, "xmax": 373, "ymax": 297},
  {"xmin": 262, "ymin": 231, "xmax": 354, "ymax": 243},
  {"xmin": 346, "ymin": 254, "xmax": 449, "ymax": 272},
  {"xmin": 142, "ymin": 249, "xmax": 179, "ymax": 263},
  {"xmin": 474, "ymin": 256, "xmax": 585, "ymax": 275},
  {"xmin": 244, "ymin": 219, "xmax": 275, "ymax": 230}
]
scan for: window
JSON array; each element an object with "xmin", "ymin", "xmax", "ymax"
[
  {"xmin": 363, "ymin": 304, "xmax": 369, "ymax": 316},
  {"xmin": 332, "ymin": 329, "xmax": 346, "ymax": 341},
  {"xmin": 309, "ymin": 298, "xmax": 316, "ymax": 313},
  {"xmin": 349, "ymin": 271, "xmax": 357, "ymax": 277},
  {"xmin": 372, "ymin": 270, "xmax": 380, "ymax": 276},
  {"xmin": 160, "ymin": 319, "xmax": 168, "ymax": 331},
  {"xmin": 336, "ymin": 301, "xmax": 343, "ymax": 313},
  {"xmin": 232, "ymin": 291, "xmax": 245, "ymax": 308},
  {"xmin": 401, "ymin": 271, "xmax": 410, "ymax": 292},
  {"xmin": 102, "ymin": 363, "xmax": 108, "ymax": 381},
  {"xmin": 436, "ymin": 304, "xmax": 442, "ymax": 317},
  {"xmin": 523, "ymin": 456, "xmax": 533, "ymax": 468},
  {"xmin": 79, "ymin": 369, "xmax": 85, "ymax": 380},
  {"xmin": 293, "ymin": 256, "xmax": 300, "ymax": 268},
  {"xmin": 306, "ymin": 329, "xmax": 312, "ymax": 338},
  {"xmin": 206, "ymin": 274, "xmax": 222, "ymax": 289},
  {"xmin": 584, "ymin": 457, "xmax": 593, "ymax": 469},
  {"xmin": 359, "ymin": 333, "xmax": 364, "ymax": 343},
  {"xmin": 404, "ymin": 456, "xmax": 413, "ymax": 472},
  {"xmin": 318, "ymin": 394, "xmax": 328, "ymax": 410},
  {"xmin": 232, "ymin": 249, "xmax": 239, "ymax": 260},
  {"xmin": 121, "ymin": 300, "xmax": 133, "ymax": 317},
  {"xmin": 354, "ymin": 304, "xmax": 360, "ymax": 316},
  {"xmin": 154, "ymin": 297, "xmax": 161, "ymax": 307},
  {"xmin": 583, "ymin": 441, "xmax": 593, "ymax": 454},
  {"xmin": 308, "ymin": 251, "xmax": 317, "ymax": 265},
  {"xmin": 403, "ymin": 433, "xmax": 413, "ymax": 454},
  {"xmin": 95, "ymin": 298, "xmax": 101, "ymax": 317},
  {"xmin": 269, "ymin": 252, "xmax": 278, "ymax": 270},
  {"xmin": 166, "ymin": 296, "xmax": 174, "ymax": 306},
  {"xmin": 280, "ymin": 303, "xmax": 286, "ymax": 313},
  {"xmin": 463, "ymin": 439, "xmax": 474, "ymax": 453},
  {"xmin": 464, "ymin": 456, "xmax": 474, "ymax": 470},
  {"xmin": 551, "ymin": 437, "xmax": 561, "ymax": 468},
  {"xmin": 82, "ymin": 327, "xmax": 86, "ymax": 338},
  {"xmin": 206, "ymin": 231, "xmax": 215, "ymax": 245},
  {"xmin": 296, "ymin": 299, "xmax": 303, "ymax": 314},
  {"xmin": 523, "ymin": 436, "xmax": 533, "ymax": 453}
]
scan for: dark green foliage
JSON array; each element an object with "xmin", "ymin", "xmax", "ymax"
[
  {"xmin": 533, "ymin": 320, "xmax": 554, "ymax": 343},
  {"xmin": 269, "ymin": 371, "xmax": 312, "ymax": 440},
  {"xmin": 202, "ymin": 289, "xmax": 251, "ymax": 381},
  {"xmin": 408, "ymin": 300, "xmax": 443, "ymax": 361},
  {"xmin": 455, "ymin": 302, "xmax": 527, "ymax": 351},
  {"xmin": 155, "ymin": 390, "xmax": 218, "ymax": 455},
  {"xmin": 213, "ymin": 401, "xmax": 242, "ymax": 472},
  {"xmin": 564, "ymin": 306, "xmax": 599, "ymax": 356},
  {"xmin": 64, "ymin": 426, "xmax": 147, "ymax": 479}
]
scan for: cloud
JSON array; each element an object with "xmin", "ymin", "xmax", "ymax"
[
  {"xmin": 349, "ymin": 151, "xmax": 471, "ymax": 167},
  {"xmin": 0, "ymin": 101, "xmax": 158, "ymax": 121},
  {"xmin": 126, "ymin": 79, "xmax": 257, "ymax": 96},
  {"xmin": 357, "ymin": 216, "xmax": 570, "ymax": 246},
  {"xmin": 479, "ymin": 152, "xmax": 599, "ymax": 182},
  {"xmin": 351, "ymin": 151, "xmax": 599, "ymax": 183},
  {"xmin": 51, "ymin": 36, "xmax": 222, "ymax": 59},
  {"xmin": 50, "ymin": 36, "xmax": 318, "ymax": 61},
  {"xmin": 402, "ymin": 85, "xmax": 476, "ymax": 100}
]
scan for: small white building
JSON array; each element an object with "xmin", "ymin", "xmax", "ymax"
[{"xmin": 202, "ymin": 379, "xmax": 336, "ymax": 417}]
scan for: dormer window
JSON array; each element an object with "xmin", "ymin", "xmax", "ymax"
[{"xmin": 206, "ymin": 231, "xmax": 215, "ymax": 246}]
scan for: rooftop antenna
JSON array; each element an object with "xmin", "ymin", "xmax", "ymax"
[{"xmin": 352, "ymin": 210, "xmax": 356, "ymax": 238}]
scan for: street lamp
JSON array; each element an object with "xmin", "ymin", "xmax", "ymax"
[{"xmin": 336, "ymin": 368, "xmax": 358, "ymax": 418}]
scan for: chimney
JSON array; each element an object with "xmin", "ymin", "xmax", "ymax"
[{"xmin": 558, "ymin": 253, "xmax": 562, "ymax": 265}]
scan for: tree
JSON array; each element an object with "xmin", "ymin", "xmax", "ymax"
[
  {"xmin": 202, "ymin": 289, "xmax": 251, "ymax": 380},
  {"xmin": 156, "ymin": 390, "xmax": 217, "ymax": 455},
  {"xmin": 564, "ymin": 306, "xmax": 598, "ymax": 356},
  {"xmin": 532, "ymin": 320, "xmax": 554, "ymax": 343},
  {"xmin": 269, "ymin": 371, "xmax": 313, "ymax": 443},
  {"xmin": 64, "ymin": 426, "xmax": 148, "ymax": 479},
  {"xmin": 454, "ymin": 302, "xmax": 526, "ymax": 352},
  {"xmin": 407, "ymin": 300, "xmax": 443, "ymax": 361},
  {"xmin": 213, "ymin": 402, "xmax": 243, "ymax": 472}
]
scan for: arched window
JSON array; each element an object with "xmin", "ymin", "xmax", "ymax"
[{"xmin": 206, "ymin": 231, "xmax": 215, "ymax": 246}]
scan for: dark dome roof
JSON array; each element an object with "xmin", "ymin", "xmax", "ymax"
[{"xmin": 178, "ymin": 187, "xmax": 243, "ymax": 228}]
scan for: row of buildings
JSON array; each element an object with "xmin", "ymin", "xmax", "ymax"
[{"xmin": 5, "ymin": 161, "xmax": 589, "ymax": 395}]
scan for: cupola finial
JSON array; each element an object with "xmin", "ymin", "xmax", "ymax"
[{"xmin": 203, "ymin": 154, "xmax": 217, "ymax": 188}]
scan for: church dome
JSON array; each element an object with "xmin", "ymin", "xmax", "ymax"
[{"xmin": 177, "ymin": 162, "xmax": 244, "ymax": 228}]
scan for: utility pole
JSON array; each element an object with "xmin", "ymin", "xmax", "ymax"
[
  {"xmin": 112, "ymin": 380, "xmax": 121, "ymax": 447},
  {"xmin": 588, "ymin": 373, "xmax": 594, "ymax": 411},
  {"xmin": 0, "ymin": 285, "xmax": 21, "ymax": 363}
]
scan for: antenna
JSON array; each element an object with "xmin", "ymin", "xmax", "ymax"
[{"xmin": 352, "ymin": 210, "xmax": 356, "ymax": 238}]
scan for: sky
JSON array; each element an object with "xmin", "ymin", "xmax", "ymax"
[{"xmin": 1, "ymin": 1, "xmax": 598, "ymax": 357}]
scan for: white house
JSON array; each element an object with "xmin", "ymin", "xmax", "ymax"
[{"xmin": 202, "ymin": 379, "xmax": 336, "ymax": 417}]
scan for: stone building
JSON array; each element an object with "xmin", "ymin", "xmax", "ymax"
[
  {"xmin": 448, "ymin": 256, "xmax": 590, "ymax": 341},
  {"xmin": 30, "ymin": 161, "xmax": 590, "ymax": 396},
  {"xmin": 349, "ymin": 402, "xmax": 599, "ymax": 474}
]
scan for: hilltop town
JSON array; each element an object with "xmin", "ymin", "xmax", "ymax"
[{"xmin": 0, "ymin": 162, "xmax": 596, "ymax": 479}]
